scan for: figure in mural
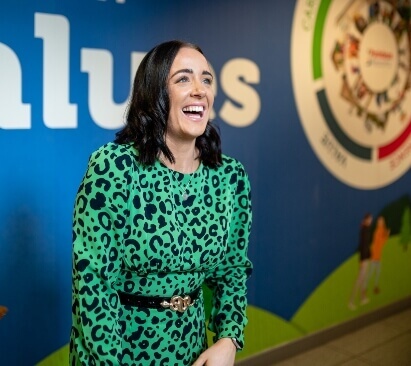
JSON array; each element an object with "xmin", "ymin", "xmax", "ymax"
[
  {"xmin": 70, "ymin": 40, "xmax": 253, "ymax": 365},
  {"xmin": 368, "ymin": 1, "xmax": 380, "ymax": 22},
  {"xmin": 0, "ymin": 305, "xmax": 7, "ymax": 320},
  {"xmin": 368, "ymin": 216, "xmax": 391, "ymax": 294},
  {"xmin": 353, "ymin": 14, "xmax": 367, "ymax": 33},
  {"xmin": 331, "ymin": 41, "xmax": 344, "ymax": 70},
  {"xmin": 349, "ymin": 213, "xmax": 373, "ymax": 310}
]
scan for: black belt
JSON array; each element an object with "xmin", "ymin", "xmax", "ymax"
[{"xmin": 118, "ymin": 287, "xmax": 201, "ymax": 313}]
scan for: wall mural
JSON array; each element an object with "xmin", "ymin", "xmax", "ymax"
[{"xmin": 292, "ymin": 0, "xmax": 411, "ymax": 189}]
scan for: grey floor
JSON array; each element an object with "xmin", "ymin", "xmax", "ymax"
[{"xmin": 271, "ymin": 307, "xmax": 411, "ymax": 366}]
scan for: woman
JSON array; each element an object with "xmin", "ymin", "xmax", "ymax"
[{"xmin": 70, "ymin": 40, "xmax": 253, "ymax": 365}]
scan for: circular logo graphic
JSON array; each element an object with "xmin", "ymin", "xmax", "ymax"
[{"xmin": 291, "ymin": 0, "xmax": 411, "ymax": 189}]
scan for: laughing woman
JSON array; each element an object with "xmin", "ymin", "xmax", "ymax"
[{"xmin": 70, "ymin": 40, "xmax": 253, "ymax": 366}]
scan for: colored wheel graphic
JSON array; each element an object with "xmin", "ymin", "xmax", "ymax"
[{"xmin": 292, "ymin": 0, "xmax": 411, "ymax": 189}]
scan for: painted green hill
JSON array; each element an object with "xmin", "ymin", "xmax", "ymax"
[{"xmin": 291, "ymin": 235, "xmax": 411, "ymax": 333}]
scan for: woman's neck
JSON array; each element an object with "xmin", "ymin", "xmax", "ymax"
[{"xmin": 161, "ymin": 139, "xmax": 199, "ymax": 173}]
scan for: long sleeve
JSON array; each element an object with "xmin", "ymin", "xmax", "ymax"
[
  {"xmin": 70, "ymin": 143, "xmax": 133, "ymax": 365},
  {"xmin": 204, "ymin": 161, "xmax": 253, "ymax": 350}
]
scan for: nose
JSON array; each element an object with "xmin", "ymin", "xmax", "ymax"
[{"xmin": 191, "ymin": 80, "xmax": 206, "ymax": 98}]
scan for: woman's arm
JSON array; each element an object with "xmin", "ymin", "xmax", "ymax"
[
  {"xmin": 203, "ymin": 160, "xmax": 253, "ymax": 356},
  {"xmin": 70, "ymin": 143, "xmax": 133, "ymax": 365}
]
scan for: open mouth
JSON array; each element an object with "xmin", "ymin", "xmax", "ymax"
[{"xmin": 182, "ymin": 105, "xmax": 204, "ymax": 119}]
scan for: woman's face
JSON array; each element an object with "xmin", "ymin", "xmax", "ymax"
[{"xmin": 166, "ymin": 47, "xmax": 214, "ymax": 145}]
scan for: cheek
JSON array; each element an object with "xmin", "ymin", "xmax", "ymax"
[
  {"xmin": 208, "ymin": 93, "xmax": 215, "ymax": 107},
  {"xmin": 168, "ymin": 102, "xmax": 182, "ymax": 122}
]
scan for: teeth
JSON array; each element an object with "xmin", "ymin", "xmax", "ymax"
[{"xmin": 182, "ymin": 106, "xmax": 204, "ymax": 112}]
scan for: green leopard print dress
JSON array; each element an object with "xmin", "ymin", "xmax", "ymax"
[{"xmin": 70, "ymin": 142, "xmax": 252, "ymax": 365}]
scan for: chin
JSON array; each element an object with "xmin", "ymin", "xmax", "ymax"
[
  {"xmin": 185, "ymin": 123, "xmax": 207, "ymax": 137},
  {"xmin": 193, "ymin": 126, "xmax": 208, "ymax": 138}
]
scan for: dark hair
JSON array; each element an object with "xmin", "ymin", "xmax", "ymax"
[
  {"xmin": 361, "ymin": 213, "xmax": 372, "ymax": 225},
  {"xmin": 114, "ymin": 40, "xmax": 222, "ymax": 168}
]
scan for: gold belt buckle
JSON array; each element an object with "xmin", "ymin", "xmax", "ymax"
[{"xmin": 161, "ymin": 295, "xmax": 195, "ymax": 313}]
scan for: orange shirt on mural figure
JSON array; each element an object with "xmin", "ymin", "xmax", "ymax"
[
  {"xmin": 0, "ymin": 306, "xmax": 7, "ymax": 320},
  {"xmin": 371, "ymin": 217, "xmax": 390, "ymax": 261}
]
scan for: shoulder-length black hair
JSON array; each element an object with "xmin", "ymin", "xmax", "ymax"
[{"xmin": 114, "ymin": 40, "xmax": 222, "ymax": 168}]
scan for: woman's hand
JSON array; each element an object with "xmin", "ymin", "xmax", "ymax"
[{"xmin": 192, "ymin": 338, "xmax": 236, "ymax": 366}]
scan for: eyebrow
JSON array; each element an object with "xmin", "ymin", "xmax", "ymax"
[{"xmin": 170, "ymin": 68, "xmax": 213, "ymax": 79}]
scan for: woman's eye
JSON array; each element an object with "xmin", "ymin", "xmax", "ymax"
[
  {"xmin": 177, "ymin": 76, "xmax": 189, "ymax": 83},
  {"xmin": 203, "ymin": 78, "xmax": 213, "ymax": 85}
]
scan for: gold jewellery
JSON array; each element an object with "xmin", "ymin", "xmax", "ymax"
[{"xmin": 160, "ymin": 295, "xmax": 195, "ymax": 312}]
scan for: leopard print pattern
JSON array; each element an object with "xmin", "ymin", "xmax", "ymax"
[{"xmin": 70, "ymin": 142, "xmax": 252, "ymax": 365}]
